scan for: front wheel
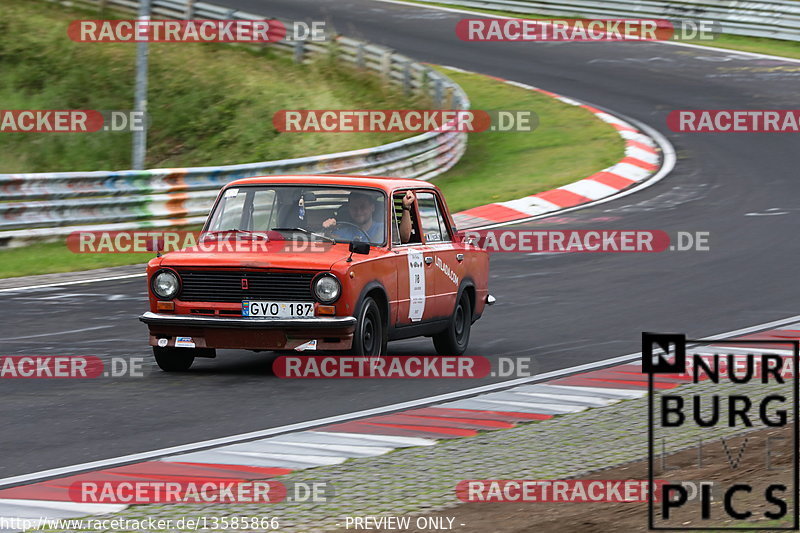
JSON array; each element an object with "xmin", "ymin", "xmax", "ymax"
[
  {"xmin": 433, "ymin": 291, "xmax": 472, "ymax": 356},
  {"xmin": 153, "ymin": 346, "xmax": 195, "ymax": 372},
  {"xmin": 348, "ymin": 296, "xmax": 387, "ymax": 357}
]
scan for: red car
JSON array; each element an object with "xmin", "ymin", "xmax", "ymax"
[{"xmin": 139, "ymin": 175, "xmax": 493, "ymax": 371}]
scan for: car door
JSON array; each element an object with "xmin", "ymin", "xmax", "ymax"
[
  {"xmin": 389, "ymin": 189, "xmax": 440, "ymax": 326},
  {"xmin": 415, "ymin": 190, "xmax": 464, "ymax": 319}
]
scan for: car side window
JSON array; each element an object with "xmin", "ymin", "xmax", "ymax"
[
  {"xmin": 416, "ymin": 192, "xmax": 451, "ymax": 243},
  {"xmin": 393, "ymin": 191, "xmax": 422, "ymax": 245},
  {"xmin": 251, "ymin": 189, "xmax": 277, "ymax": 230},
  {"xmin": 208, "ymin": 189, "xmax": 247, "ymax": 231}
]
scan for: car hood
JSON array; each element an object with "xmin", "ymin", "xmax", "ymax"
[{"xmin": 156, "ymin": 241, "xmax": 353, "ymax": 271}]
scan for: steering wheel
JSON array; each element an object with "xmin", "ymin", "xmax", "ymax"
[{"xmin": 330, "ymin": 221, "xmax": 371, "ymax": 242}]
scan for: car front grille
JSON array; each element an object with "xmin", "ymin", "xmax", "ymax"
[{"xmin": 176, "ymin": 269, "xmax": 316, "ymax": 303}]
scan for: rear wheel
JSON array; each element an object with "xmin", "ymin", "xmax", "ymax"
[
  {"xmin": 348, "ymin": 296, "xmax": 387, "ymax": 357},
  {"xmin": 433, "ymin": 290, "xmax": 472, "ymax": 356},
  {"xmin": 153, "ymin": 346, "xmax": 195, "ymax": 372}
]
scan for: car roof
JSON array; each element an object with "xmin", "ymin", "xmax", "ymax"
[{"xmin": 225, "ymin": 175, "xmax": 440, "ymax": 193}]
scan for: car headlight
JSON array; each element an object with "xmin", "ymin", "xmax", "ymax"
[
  {"xmin": 152, "ymin": 270, "xmax": 180, "ymax": 299},
  {"xmin": 314, "ymin": 274, "xmax": 341, "ymax": 304}
]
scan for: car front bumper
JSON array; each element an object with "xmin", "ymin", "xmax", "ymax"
[{"xmin": 139, "ymin": 312, "xmax": 356, "ymax": 351}]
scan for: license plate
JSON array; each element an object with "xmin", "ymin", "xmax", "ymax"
[{"xmin": 242, "ymin": 301, "xmax": 314, "ymax": 318}]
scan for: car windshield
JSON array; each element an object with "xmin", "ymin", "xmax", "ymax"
[{"xmin": 205, "ymin": 185, "xmax": 387, "ymax": 246}]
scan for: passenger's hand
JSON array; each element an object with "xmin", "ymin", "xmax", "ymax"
[{"xmin": 402, "ymin": 190, "xmax": 415, "ymax": 209}]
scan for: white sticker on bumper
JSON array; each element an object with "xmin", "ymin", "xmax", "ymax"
[
  {"xmin": 175, "ymin": 336, "xmax": 195, "ymax": 348},
  {"xmin": 295, "ymin": 340, "xmax": 318, "ymax": 352}
]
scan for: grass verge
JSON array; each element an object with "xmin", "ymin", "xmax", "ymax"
[{"xmin": 0, "ymin": 0, "xmax": 424, "ymax": 173}]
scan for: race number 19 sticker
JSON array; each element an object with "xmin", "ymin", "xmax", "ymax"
[{"xmin": 408, "ymin": 251, "xmax": 425, "ymax": 321}]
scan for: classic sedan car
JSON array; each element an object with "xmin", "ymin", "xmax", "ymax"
[{"xmin": 139, "ymin": 175, "xmax": 493, "ymax": 371}]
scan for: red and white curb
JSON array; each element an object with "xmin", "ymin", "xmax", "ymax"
[
  {"xmin": 442, "ymin": 71, "xmax": 667, "ymax": 230},
  {"xmin": 2, "ymin": 320, "xmax": 799, "ymax": 531}
]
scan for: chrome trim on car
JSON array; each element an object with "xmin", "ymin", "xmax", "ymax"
[{"xmin": 139, "ymin": 311, "xmax": 356, "ymax": 329}]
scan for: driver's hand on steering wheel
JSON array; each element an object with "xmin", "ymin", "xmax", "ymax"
[{"xmin": 322, "ymin": 217, "xmax": 337, "ymax": 230}]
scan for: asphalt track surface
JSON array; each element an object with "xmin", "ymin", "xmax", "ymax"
[{"xmin": 2, "ymin": 0, "xmax": 799, "ymax": 479}]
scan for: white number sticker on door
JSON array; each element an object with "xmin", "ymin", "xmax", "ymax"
[{"xmin": 408, "ymin": 250, "xmax": 425, "ymax": 322}]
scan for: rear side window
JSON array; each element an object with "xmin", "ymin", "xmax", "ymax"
[{"xmin": 416, "ymin": 192, "xmax": 451, "ymax": 243}]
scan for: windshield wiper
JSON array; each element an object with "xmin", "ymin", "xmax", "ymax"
[
  {"xmin": 270, "ymin": 227, "xmax": 335, "ymax": 244},
  {"xmin": 202, "ymin": 229, "xmax": 269, "ymax": 240}
]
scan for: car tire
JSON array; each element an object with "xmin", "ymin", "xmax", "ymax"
[
  {"xmin": 153, "ymin": 346, "xmax": 195, "ymax": 372},
  {"xmin": 348, "ymin": 296, "xmax": 387, "ymax": 357},
  {"xmin": 433, "ymin": 290, "xmax": 472, "ymax": 356}
]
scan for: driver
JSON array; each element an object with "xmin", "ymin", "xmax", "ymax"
[{"xmin": 323, "ymin": 190, "xmax": 414, "ymax": 244}]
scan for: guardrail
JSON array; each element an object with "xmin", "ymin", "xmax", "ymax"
[
  {"xmin": 0, "ymin": 0, "xmax": 470, "ymax": 245},
  {"xmin": 428, "ymin": 0, "xmax": 800, "ymax": 41}
]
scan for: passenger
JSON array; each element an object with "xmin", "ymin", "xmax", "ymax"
[{"xmin": 323, "ymin": 190, "xmax": 415, "ymax": 244}]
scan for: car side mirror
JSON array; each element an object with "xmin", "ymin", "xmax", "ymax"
[{"xmin": 349, "ymin": 241, "xmax": 370, "ymax": 255}]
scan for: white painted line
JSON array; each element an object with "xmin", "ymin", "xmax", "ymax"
[
  {"xmin": 1, "ymin": 325, "xmax": 113, "ymax": 341},
  {"xmin": 0, "ymin": 499, "xmax": 127, "ymax": 515},
  {"xmin": 0, "ymin": 273, "xmax": 145, "ymax": 294},
  {"xmin": 3, "ymin": 313, "xmax": 800, "ymax": 489}
]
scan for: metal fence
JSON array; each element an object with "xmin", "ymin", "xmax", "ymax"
[
  {"xmin": 0, "ymin": 0, "xmax": 470, "ymax": 245},
  {"xmin": 425, "ymin": 0, "xmax": 800, "ymax": 41}
]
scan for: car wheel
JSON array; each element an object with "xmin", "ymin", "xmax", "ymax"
[
  {"xmin": 433, "ymin": 290, "xmax": 472, "ymax": 356},
  {"xmin": 348, "ymin": 296, "xmax": 387, "ymax": 357},
  {"xmin": 153, "ymin": 346, "xmax": 195, "ymax": 372}
]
